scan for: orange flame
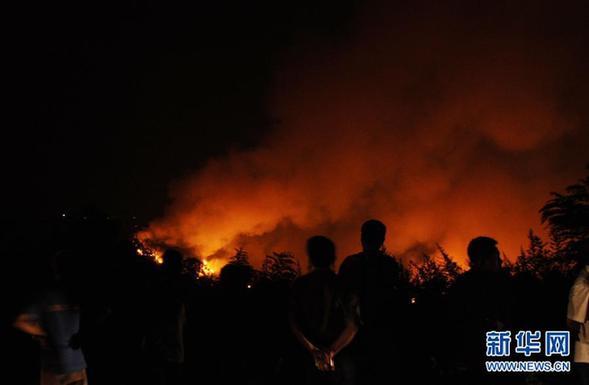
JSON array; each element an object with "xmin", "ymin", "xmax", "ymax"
[{"xmin": 136, "ymin": 2, "xmax": 588, "ymax": 269}]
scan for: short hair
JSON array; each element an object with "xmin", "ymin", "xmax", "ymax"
[
  {"xmin": 467, "ymin": 236, "xmax": 498, "ymax": 266},
  {"xmin": 361, "ymin": 219, "xmax": 386, "ymax": 247},
  {"xmin": 307, "ymin": 236, "xmax": 336, "ymax": 268}
]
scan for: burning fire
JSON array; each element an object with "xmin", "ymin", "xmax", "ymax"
[
  {"xmin": 136, "ymin": 1, "xmax": 588, "ymax": 269},
  {"xmin": 136, "ymin": 246, "xmax": 164, "ymax": 264},
  {"xmin": 135, "ymin": 242, "xmax": 225, "ymax": 276},
  {"xmin": 198, "ymin": 259, "xmax": 224, "ymax": 277}
]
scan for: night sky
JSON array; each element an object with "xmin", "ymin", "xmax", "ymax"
[{"xmin": 6, "ymin": 0, "xmax": 356, "ymax": 221}]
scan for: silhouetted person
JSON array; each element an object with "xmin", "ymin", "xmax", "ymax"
[
  {"xmin": 144, "ymin": 249, "xmax": 190, "ymax": 385},
  {"xmin": 212, "ymin": 260, "xmax": 255, "ymax": 384},
  {"xmin": 568, "ymin": 241, "xmax": 589, "ymax": 385},
  {"xmin": 13, "ymin": 250, "xmax": 88, "ymax": 385},
  {"xmin": 447, "ymin": 236, "xmax": 512, "ymax": 384},
  {"xmin": 338, "ymin": 220, "xmax": 409, "ymax": 385},
  {"xmin": 290, "ymin": 236, "xmax": 358, "ymax": 385}
]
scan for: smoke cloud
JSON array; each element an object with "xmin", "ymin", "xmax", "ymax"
[{"xmin": 139, "ymin": 1, "xmax": 589, "ymax": 268}]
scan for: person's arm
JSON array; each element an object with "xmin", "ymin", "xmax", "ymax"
[
  {"xmin": 568, "ymin": 269, "xmax": 589, "ymax": 341},
  {"xmin": 317, "ymin": 290, "xmax": 359, "ymax": 371},
  {"xmin": 289, "ymin": 310, "xmax": 317, "ymax": 353},
  {"xmin": 13, "ymin": 314, "xmax": 46, "ymax": 337},
  {"xmin": 329, "ymin": 317, "xmax": 358, "ymax": 355},
  {"xmin": 289, "ymin": 311, "xmax": 333, "ymax": 371},
  {"xmin": 288, "ymin": 282, "xmax": 316, "ymax": 354}
]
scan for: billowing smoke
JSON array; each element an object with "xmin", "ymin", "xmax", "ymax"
[{"xmin": 139, "ymin": 1, "xmax": 589, "ymax": 268}]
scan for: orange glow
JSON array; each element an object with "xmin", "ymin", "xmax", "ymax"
[
  {"xmin": 200, "ymin": 258, "xmax": 225, "ymax": 277},
  {"xmin": 135, "ymin": 243, "xmax": 164, "ymax": 265},
  {"xmin": 136, "ymin": 3, "xmax": 588, "ymax": 271}
]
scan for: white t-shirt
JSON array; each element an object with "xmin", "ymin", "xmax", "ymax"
[{"xmin": 567, "ymin": 266, "xmax": 589, "ymax": 363}]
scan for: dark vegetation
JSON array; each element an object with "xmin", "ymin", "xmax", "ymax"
[{"xmin": 1, "ymin": 171, "xmax": 588, "ymax": 385}]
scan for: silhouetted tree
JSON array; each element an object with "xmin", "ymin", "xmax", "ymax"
[
  {"xmin": 262, "ymin": 251, "xmax": 300, "ymax": 282},
  {"xmin": 230, "ymin": 247, "xmax": 250, "ymax": 266},
  {"xmin": 411, "ymin": 246, "xmax": 461, "ymax": 294},
  {"xmin": 513, "ymin": 229, "xmax": 551, "ymax": 277},
  {"xmin": 411, "ymin": 254, "xmax": 448, "ymax": 294},
  {"xmin": 437, "ymin": 244, "xmax": 463, "ymax": 282},
  {"xmin": 541, "ymin": 172, "xmax": 589, "ymax": 266}
]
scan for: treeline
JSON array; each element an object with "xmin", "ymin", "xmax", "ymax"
[{"xmin": 139, "ymin": 169, "xmax": 589, "ymax": 293}]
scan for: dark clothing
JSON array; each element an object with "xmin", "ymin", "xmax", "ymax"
[
  {"xmin": 290, "ymin": 269, "xmax": 351, "ymax": 350},
  {"xmin": 338, "ymin": 251, "xmax": 409, "ymax": 384},
  {"xmin": 146, "ymin": 361, "xmax": 183, "ymax": 385},
  {"xmin": 290, "ymin": 269, "xmax": 356, "ymax": 385},
  {"xmin": 338, "ymin": 252, "xmax": 408, "ymax": 331},
  {"xmin": 577, "ymin": 363, "xmax": 589, "ymax": 385},
  {"xmin": 447, "ymin": 269, "xmax": 513, "ymax": 378},
  {"xmin": 145, "ymin": 273, "xmax": 189, "ymax": 364},
  {"xmin": 144, "ymin": 271, "xmax": 190, "ymax": 385}
]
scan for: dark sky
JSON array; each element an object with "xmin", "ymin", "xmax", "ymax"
[{"xmin": 6, "ymin": 0, "xmax": 356, "ymax": 222}]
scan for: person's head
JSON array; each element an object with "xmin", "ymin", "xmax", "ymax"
[
  {"xmin": 361, "ymin": 219, "xmax": 386, "ymax": 252},
  {"xmin": 307, "ymin": 235, "xmax": 336, "ymax": 270},
  {"xmin": 162, "ymin": 248, "xmax": 183, "ymax": 275},
  {"xmin": 467, "ymin": 236, "xmax": 501, "ymax": 272}
]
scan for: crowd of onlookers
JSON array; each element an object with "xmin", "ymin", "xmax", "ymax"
[{"xmin": 1, "ymin": 214, "xmax": 586, "ymax": 385}]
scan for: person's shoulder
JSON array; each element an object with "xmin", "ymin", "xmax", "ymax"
[
  {"xmin": 292, "ymin": 272, "xmax": 314, "ymax": 288},
  {"xmin": 292, "ymin": 272, "xmax": 324, "ymax": 297},
  {"xmin": 376, "ymin": 252, "xmax": 403, "ymax": 271},
  {"xmin": 378, "ymin": 252, "xmax": 400, "ymax": 264},
  {"xmin": 457, "ymin": 269, "xmax": 475, "ymax": 280},
  {"xmin": 339, "ymin": 253, "xmax": 364, "ymax": 273},
  {"xmin": 341, "ymin": 253, "xmax": 364, "ymax": 265},
  {"xmin": 451, "ymin": 270, "xmax": 475, "ymax": 290}
]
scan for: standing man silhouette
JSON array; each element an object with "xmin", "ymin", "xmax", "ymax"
[
  {"xmin": 448, "ymin": 236, "xmax": 512, "ymax": 385},
  {"xmin": 144, "ymin": 249, "xmax": 190, "ymax": 385},
  {"xmin": 290, "ymin": 235, "xmax": 358, "ymax": 385},
  {"xmin": 338, "ymin": 220, "xmax": 409, "ymax": 384}
]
